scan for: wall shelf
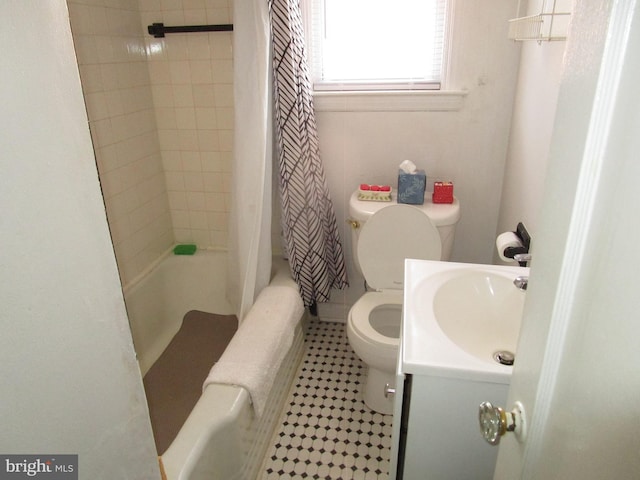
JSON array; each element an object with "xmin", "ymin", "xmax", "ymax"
[{"xmin": 508, "ymin": 1, "xmax": 570, "ymax": 43}]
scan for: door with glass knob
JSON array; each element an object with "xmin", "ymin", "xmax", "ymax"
[{"xmin": 478, "ymin": 401, "xmax": 526, "ymax": 445}]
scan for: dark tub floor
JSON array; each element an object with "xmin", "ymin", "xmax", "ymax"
[{"xmin": 143, "ymin": 310, "xmax": 238, "ymax": 454}]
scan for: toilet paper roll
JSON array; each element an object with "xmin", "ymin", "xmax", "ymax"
[{"xmin": 496, "ymin": 231, "xmax": 523, "ymax": 262}]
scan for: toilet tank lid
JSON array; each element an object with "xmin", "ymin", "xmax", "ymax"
[{"xmin": 349, "ymin": 190, "xmax": 460, "ymax": 226}]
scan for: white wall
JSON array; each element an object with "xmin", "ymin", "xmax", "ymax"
[
  {"xmin": 494, "ymin": 0, "xmax": 569, "ymax": 263},
  {"xmin": 0, "ymin": 2, "xmax": 159, "ymax": 477},
  {"xmin": 317, "ymin": 0, "xmax": 522, "ymax": 322}
]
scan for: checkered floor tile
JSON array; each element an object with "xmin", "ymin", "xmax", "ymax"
[{"xmin": 260, "ymin": 319, "xmax": 393, "ymax": 480}]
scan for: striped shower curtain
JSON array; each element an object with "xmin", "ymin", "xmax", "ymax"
[{"xmin": 268, "ymin": 0, "xmax": 349, "ymax": 308}]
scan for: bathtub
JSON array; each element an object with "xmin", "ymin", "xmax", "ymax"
[{"xmin": 123, "ymin": 249, "xmax": 305, "ymax": 480}]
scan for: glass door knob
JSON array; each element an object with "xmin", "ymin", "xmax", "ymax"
[{"xmin": 478, "ymin": 401, "xmax": 526, "ymax": 445}]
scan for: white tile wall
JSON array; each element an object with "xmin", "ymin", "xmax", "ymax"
[
  {"xmin": 68, "ymin": 0, "xmax": 234, "ymax": 286},
  {"xmin": 68, "ymin": 0, "xmax": 174, "ymax": 287},
  {"xmin": 139, "ymin": 0, "xmax": 234, "ymax": 249}
]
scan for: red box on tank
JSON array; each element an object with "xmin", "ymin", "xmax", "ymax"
[{"xmin": 432, "ymin": 181, "xmax": 454, "ymax": 204}]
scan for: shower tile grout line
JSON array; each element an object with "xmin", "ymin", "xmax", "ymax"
[{"xmin": 260, "ymin": 319, "xmax": 393, "ymax": 480}]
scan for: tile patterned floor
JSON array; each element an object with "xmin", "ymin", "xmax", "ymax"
[{"xmin": 261, "ymin": 319, "xmax": 393, "ymax": 480}]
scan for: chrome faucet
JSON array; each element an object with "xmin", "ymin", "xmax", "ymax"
[
  {"xmin": 513, "ymin": 253, "xmax": 530, "ymax": 290},
  {"xmin": 513, "ymin": 276, "xmax": 528, "ymax": 291},
  {"xmin": 513, "ymin": 253, "xmax": 531, "ymax": 265}
]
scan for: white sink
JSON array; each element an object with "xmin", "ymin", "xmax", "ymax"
[
  {"xmin": 433, "ymin": 270, "xmax": 525, "ymax": 363},
  {"xmin": 402, "ymin": 260, "xmax": 529, "ymax": 382}
]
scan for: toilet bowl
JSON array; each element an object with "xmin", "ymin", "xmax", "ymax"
[
  {"xmin": 347, "ymin": 291, "xmax": 403, "ymax": 413},
  {"xmin": 346, "ymin": 190, "xmax": 460, "ymax": 414}
]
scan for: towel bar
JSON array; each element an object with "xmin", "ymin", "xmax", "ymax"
[{"xmin": 147, "ymin": 22, "xmax": 233, "ymax": 38}]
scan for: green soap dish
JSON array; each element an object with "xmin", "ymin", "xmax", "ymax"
[{"xmin": 173, "ymin": 244, "xmax": 197, "ymax": 255}]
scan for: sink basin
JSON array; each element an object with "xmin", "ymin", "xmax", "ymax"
[
  {"xmin": 433, "ymin": 271, "xmax": 525, "ymax": 363},
  {"xmin": 402, "ymin": 260, "xmax": 529, "ymax": 382}
]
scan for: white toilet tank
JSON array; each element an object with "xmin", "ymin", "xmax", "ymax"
[{"xmin": 348, "ymin": 190, "xmax": 461, "ymax": 280}]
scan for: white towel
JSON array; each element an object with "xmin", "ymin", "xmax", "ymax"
[{"xmin": 203, "ymin": 285, "xmax": 304, "ymax": 418}]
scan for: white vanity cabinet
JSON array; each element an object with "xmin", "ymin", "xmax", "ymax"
[
  {"xmin": 389, "ymin": 367, "xmax": 508, "ymax": 479},
  {"xmin": 389, "ymin": 259, "xmax": 518, "ymax": 479}
]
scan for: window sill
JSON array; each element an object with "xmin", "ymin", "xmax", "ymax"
[{"xmin": 312, "ymin": 90, "xmax": 467, "ymax": 113}]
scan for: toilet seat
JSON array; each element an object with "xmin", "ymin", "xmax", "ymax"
[
  {"xmin": 349, "ymin": 291, "xmax": 403, "ymax": 346},
  {"xmin": 357, "ymin": 204, "xmax": 442, "ymax": 290}
]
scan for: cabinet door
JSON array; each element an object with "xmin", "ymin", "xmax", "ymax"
[{"xmin": 401, "ymin": 375, "xmax": 508, "ymax": 479}]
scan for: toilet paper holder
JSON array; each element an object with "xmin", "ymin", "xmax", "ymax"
[{"xmin": 503, "ymin": 222, "xmax": 531, "ymax": 266}]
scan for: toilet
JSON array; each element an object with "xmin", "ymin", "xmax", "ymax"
[{"xmin": 346, "ymin": 189, "xmax": 460, "ymax": 414}]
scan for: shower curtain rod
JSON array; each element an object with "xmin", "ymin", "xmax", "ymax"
[{"xmin": 147, "ymin": 22, "xmax": 233, "ymax": 38}]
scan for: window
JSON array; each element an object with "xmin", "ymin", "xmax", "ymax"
[{"xmin": 304, "ymin": 0, "xmax": 448, "ymax": 91}]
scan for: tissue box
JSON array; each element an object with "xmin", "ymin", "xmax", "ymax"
[
  {"xmin": 397, "ymin": 169, "xmax": 426, "ymax": 205},
  {"xmin": 433, "ymin": 181, "xmax": 454, "ymax": 204}
]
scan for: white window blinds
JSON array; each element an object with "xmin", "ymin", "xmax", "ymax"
[{"xmin": 305, "ymin": 0, "xmax": 448, "ymax": 91}]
